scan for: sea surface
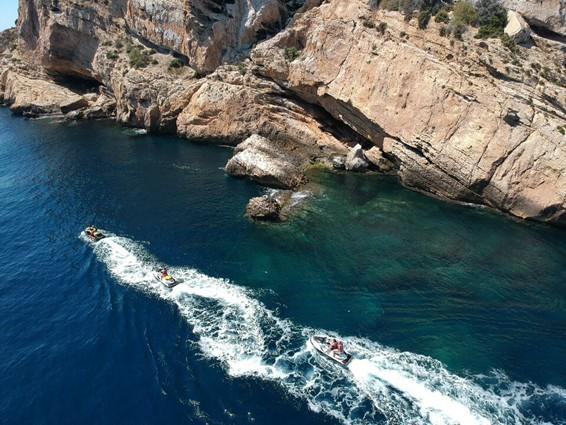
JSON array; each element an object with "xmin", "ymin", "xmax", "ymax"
[{"xmin": 0, "ymin": 108, "xmax": 565, "ymax": 425}]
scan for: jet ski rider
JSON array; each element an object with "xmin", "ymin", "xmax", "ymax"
[{"xmin": 329, "ymin": 339, "xmax": 344, "ymax": 354}]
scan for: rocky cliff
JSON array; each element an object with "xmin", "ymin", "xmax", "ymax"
[{"xmin": 1, "ymin": 0, "xmax": 565, "ymax": 225}]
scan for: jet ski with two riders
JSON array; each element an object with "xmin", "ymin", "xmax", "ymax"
[
  {"xmin": 309, "ymin": 335, "xmax": 352, "ymax": 367},
  {"xmin": 85, "ymin": 226, "xmax": 106, "ymax": 242},
  {"xmin": 155, "ymin": 267, "xmax": 178, "ymax": 288}
]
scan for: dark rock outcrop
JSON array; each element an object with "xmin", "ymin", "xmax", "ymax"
[{"xmin": 246, "ymin": 195, "xmax": 282, "ymax": 221}]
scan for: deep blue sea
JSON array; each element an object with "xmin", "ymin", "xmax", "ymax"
[{"xmin": 0, "ymin": 107, "xmax": 565, "ymax": 425}]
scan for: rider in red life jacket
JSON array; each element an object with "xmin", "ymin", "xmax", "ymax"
[{"xmin": 329, "ymin": 339, "xmax": 340, "ymax": 352}]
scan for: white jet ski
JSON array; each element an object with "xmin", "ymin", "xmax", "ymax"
[
  {"xmin": 309, "ymin": 335, "xmax": 352, "ymax": 367},
  {"xmin": 85, "ymin": 226, "xmax": 105, "ymax": 242},
  {"xmin": 154, "ymin": 269, "xmax": 178, "ymax": 288}
]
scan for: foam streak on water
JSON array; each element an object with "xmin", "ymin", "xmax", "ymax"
[{"xmin": 87, "ymin": 234, "xmax": 565, "ymax": 425}]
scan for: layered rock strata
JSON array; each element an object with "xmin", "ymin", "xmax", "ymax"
[{"xmin": 0, "ymin": 0, "xmax": 565, "ymax": 226}]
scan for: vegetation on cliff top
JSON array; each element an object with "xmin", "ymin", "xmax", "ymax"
[{"xmin": 380, "ymin": 0, "xmax": 507, "ymax": 40}]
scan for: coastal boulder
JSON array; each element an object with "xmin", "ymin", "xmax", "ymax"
[
  {"xmin": 246, "ymin": 195, "xmax": 282, "ymax": 221},
  {"xmin": 345, "ymin": 144, "xmax": 369, "ymax": 172},
  {"xmin": 504, "ymin": 11, "xmax": 532, "ymax": 44},
  {"xmin": 3, "ymin": 71, "xmax": 87, "ymax": 115},
  {"xmin": 331, "ymin": 155, "xmax": 346, "ymax": 170},
  {"xmin": 225, "ymin": 134, "xmax": 306, "ymax": 189},
  {"xmin": 365, "ymin": 146, "xmax": 396, "ymax": 173},
  {"xmin": 501, "ymin": 0, "xmax": 566, "ymax": 36}
]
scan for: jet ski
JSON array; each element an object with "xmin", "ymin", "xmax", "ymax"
[
  {"xmin": 85, "ymin": 226, "xmax": 105, "ymax": 242},
  {"xmin": 309, "ymin": 335, "xmax": 352, "ymax": 367},
  {"xmin": 154, "ymin": 268, "xmax": 178, "ymax": 288}
]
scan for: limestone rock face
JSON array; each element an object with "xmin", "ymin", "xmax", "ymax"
[
  {"xmin": 365, "ymin": 146, "xmax": 395, "ymax": 173},
  {"xmin": 252, "ymin": 1, "xmax": 566, "ymax": 225},
  {"xmin": 124, "ymin": 0, "xmax": 305, "ymax": 72},
  {"xmin": 17, "ymin": 0, "xmax": 310, "ymax": 75},
  {"xmin": 60, "ymin": 95, "xmax": 88, "ymax": 113},
  {"xmin": 2, "ymin": 0, "xmax": 566, "ymax": 227},
  {"xmin": 501, "ymin": 0, "xmax": 566, "ymax": 36},
  {"xmin": 225, "ymin": 134, "xmax": 307, "ymax": 189},
  {"xmin": 113, "ymin": 67, "xmax": 200, "ymax": 132},
  {"xmin": 176, "ymin": 66, "xmax": 352, "ymax": 152},
  {"xmin": 504, "ymin": 10, "xmax": 532, "ymax": 43},
  {"xmin": 2, "ymin": 71, "xmax": 85, "ymax": 115}
]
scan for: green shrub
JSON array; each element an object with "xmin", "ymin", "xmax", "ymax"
[
  {"xmin": 475, "ymin": 0, "xmax": 507, "ymax": 38},
  {"xmin": 435, "ymin": 8, "xmax": 450, "ymax": 24},
  {"xmin": 383, "ymin": 0, "xmax": 400, "ymax": 11},
  {"xmin": 476, "ymin": 0, "xmax": 507, "ymax": 27},
  {"xmin": 377, "ymin": 22, "xmax": 388, "ymax": 34},
  {"xmin": 453, "ymin": 1, "xmax": 478, "ymax": 25},
  {"xmin": 402, "ymin": 0, "xmax": 416, "ymax": 20},
  {"xmin": 106, "ymin": 51, "xmax": 119, "ymax": 60},
  {"xmin": 128, "ymin": 46, "xmax": 150, "ymax": 68},
  {"xmin": 500, "ymin": 33, "xmax": 517, "ymax": 53},
  {"xmin": 169, "ymin": 58, "xmax": 183, "ymax": 69},
  {"xmin": 284, "ymin": 47, "xmax": 300, "ymax": 62},
  {"xmin": 439, "ymin": 26, "xmax": 448, "ymax": 37},
  {"xmin": 418, "ymin": 10, "xmax": 432, "ymax": 29},
  {"xmin": 446, "ymin": 21, "xmax": 467, "ymax": 39},
  {"xmin": 237, "ymin": 63, "xmax": 246, "ymax": 75},
  {"xmin": 115, "ymin": 40, "xmax": 124, "ymax": 49}
]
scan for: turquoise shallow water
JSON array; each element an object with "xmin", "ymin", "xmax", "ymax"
[{"xmin": 0, "ymin": 108, "xmax": 565, "ymax": 424}]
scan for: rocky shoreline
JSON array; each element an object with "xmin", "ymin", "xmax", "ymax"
[{"xmin": 1, "ymin": 0, "xmax": 565, "ymax": 225}]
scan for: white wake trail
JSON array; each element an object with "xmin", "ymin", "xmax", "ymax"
[{"xmin": 85, "ymin": 234, "xmax": 565, "ymax": 425}]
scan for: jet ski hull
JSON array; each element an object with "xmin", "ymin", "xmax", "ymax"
[
  {"xmin": 154, "ymin": 272, "xmax": 178, "ymax": 288},
  {"xmin": 309, "ymin": 335, "xmax": 352, "ymax": 367}
]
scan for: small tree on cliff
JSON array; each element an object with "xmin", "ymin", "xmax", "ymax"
[{"xmin": 475, "ymin": 0, "xmax": 507, "ymax": 38}]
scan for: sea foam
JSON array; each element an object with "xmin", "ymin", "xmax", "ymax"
[{"xmin": 86, "ymin": 233, "xmax": 565, "ymax": 425}]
